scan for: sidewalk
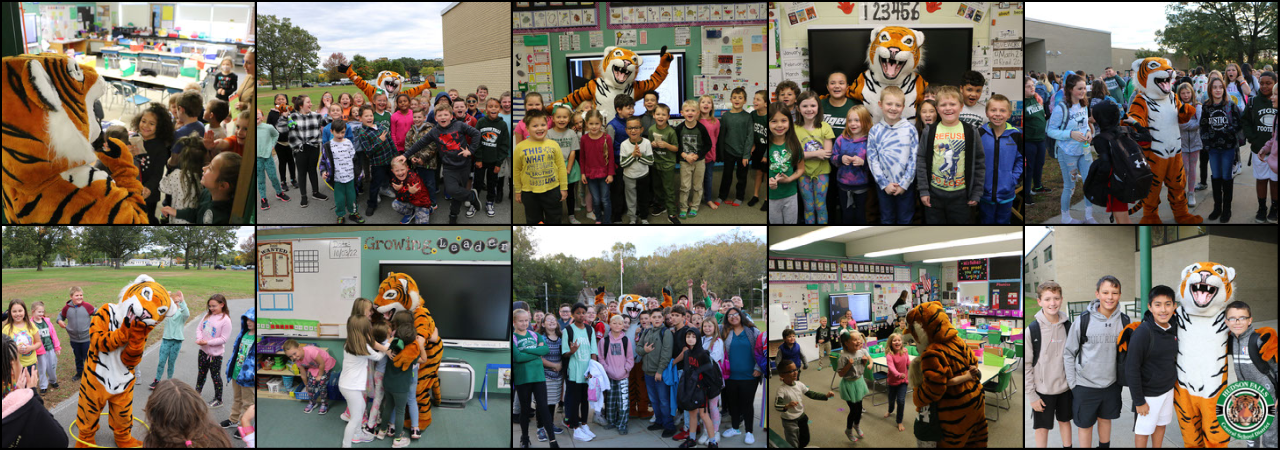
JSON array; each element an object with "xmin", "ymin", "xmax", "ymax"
[{"xmin": 1044, "ymin": 146, "xmax": 1276, "ymax": 224}]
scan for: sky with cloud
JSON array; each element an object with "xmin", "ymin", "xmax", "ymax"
[
  {"xmin": 258, "ymin": 2, "xmax": 448, "ymax": 68},
  {"xmin": 1028, "ymin": 3, "xmax": 1171, "ymax": 49},
  {"xmin": 527, "ymin": 226, "xmax": 766, "ymax": 260}
]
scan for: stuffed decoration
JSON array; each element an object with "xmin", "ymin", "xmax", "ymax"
[
  {"xmin": 849, "ymin": 26, "xmax": 928, "ymax": 123},
  {"xmin": 551, "ymin": 45, "xmax": 674, "ymax": 124},
  {"xmin": 2, "ymin": 53, "xmax": 149, "ymax": 223},
  {"xmin": 335, "ymin": 63, "xmax": 434, "ymax": 103},
  {"xmin": 904, "ymin": 301, "xmax": 988, "ymax": 448},
  {"xmin": 1124, "ymin": 57, "xmax": 1202, "ymax": 224},
  {"xmin": 75, "ymin": 274, "xmax": 174, "ymax": 447},
  {"xmin": 374, "ymin": 272, "xmax": 443, "ymax": 431}
]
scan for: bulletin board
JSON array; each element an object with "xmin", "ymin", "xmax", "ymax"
[
  {"xmin": 695, "ymin": 25, "xmax": 767, "ymax": 110},
  {"xmin": 514, "ymin": 34, "xmax": 554, "ymax": 101},
  {"xmin": 769, "ymin": 282, "xmax": 821, "ymax": 339},
  {"xmin": 257, "ymin": 238, "xmax": 361, "ymax": 338},
  {"xmin": 38, "ymin": 5, "xmax": 76, "ymax": 42}
]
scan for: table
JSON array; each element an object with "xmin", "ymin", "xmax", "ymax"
[
  {"xmin": 479, "ymin": 363, "xmax": 510, "ymax": 411},
  {"xmin": 48, "ymin": 38, "xmax": 86, "ymax": 54},
  {"xmin": 866, "ymin": 353, "xmax": 1012, "ymax": 385}
]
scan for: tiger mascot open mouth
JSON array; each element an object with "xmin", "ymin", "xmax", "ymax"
[{"xmin": 848, "ymin": 26, "xmax": 928, "ymax": 123}]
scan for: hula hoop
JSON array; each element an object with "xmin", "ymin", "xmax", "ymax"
[{"xmin": 67, "ymin": 412, "xmax": 151, "ymax": 448}]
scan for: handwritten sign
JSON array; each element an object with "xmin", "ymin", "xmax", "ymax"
[
  {"xmin": 861, "ymin": 2, "xmax": 921, "ymax": 23},
  {"xmin": 958, "ymin": 258, "xmax": 988, "ymax": 282},
  {"xmin": 257, "ymin": 242, "xmax": 293, "ymax": 291},
  {"xmin": 993, "ymin": 49, "xmax": 1021, "ymax": 69},
  {"xmin": 330, "ymin": 240, "xmax": 359, "ymax": 259}
]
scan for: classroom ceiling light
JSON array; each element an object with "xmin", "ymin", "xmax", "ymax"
[
  {"xmin": 922, "ymin": 250, "xmax": 1022, "ymax": 263},
  {"xmin": 769, "ymin": 227, "xmax": 871, "ymax": 251},
  {"xmin": 863, "ymin": 232, "xmax": 1022, "ymax": 258}
]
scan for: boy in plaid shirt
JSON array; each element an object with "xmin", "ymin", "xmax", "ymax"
[{"xmin": 350, "ymin": 105, "xmax": 398, "ymax": 216}]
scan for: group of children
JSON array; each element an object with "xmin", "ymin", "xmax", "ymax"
[
  {"xmin": 513, "ymin": 88, "xmax": 768, "ymax": 224},
  {"xmin": 101, "ymin": 54, "xmax": 250, "ymax": 224},
  {"xmin": 0, "ymin": 286, "xmax": 255, "ymax": 447},
  {"xmin": 514, "ymin": 289, "xmax": 767, "ymax": 448},
  {"xmin": 1027, "ymin": 278, "xmax": 1276, "ymax": 448},
  {"xmin": 263, "ymin": 86, "xmax": 514, "ymax": 224},
  {"xmin": 769, "ymin": 70, "xmax": 1022, "ymax": 224}
]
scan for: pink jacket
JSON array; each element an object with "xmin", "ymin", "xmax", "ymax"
[
  {"xmin": 391, "ymin": 109, "xmax": 415, "ymax": 152},
  {"xmin": 700, "ymin": 118, "xmax": 720, "ymax": 162},
  {"xmin": 597, "ymin": 331, "xmax": 635, "ymax": 380},
  {"xmin": 885, "ymin": 351, "xmax": 909, "ymax": 386},
  {"xmin": 33, "ymin": 317, "xmax": 61, "ymax": 356},
  {"xmin": 197, "ymin": 312, "xmax": 233, "ymax": 357}
]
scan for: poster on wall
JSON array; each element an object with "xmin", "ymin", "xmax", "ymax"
[
  {"xmin": 257, "ymin": 242, "xmax": 293, "ymax": 291},
  {"xmin": 958, "ymin": 258, "xmax": 988, "ymax": 281},
  {"xmin": 990, "ymin": 281, "xmax": 1020, "ymax": 310}
]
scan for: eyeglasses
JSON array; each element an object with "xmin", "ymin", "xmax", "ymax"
[
  {"xmin": 1226, "ymin": 317, "xmax": 1251, "ymax": 323},
  {"xmin": 626, "ymin": 126, "xmax": 643, "ymax": 130},
  {"xmin": 467, "ymin": 100, "xmax": 476, "ymax": 104}
]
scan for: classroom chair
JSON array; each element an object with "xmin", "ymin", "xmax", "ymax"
[
  {"xmin": 105, "ymin": 81, "xmax": 127, "ymax": 110},
  {"xmin": 828, "ymin": 352, "xmax": 842, "ymax": 388},
  {"xmin": 983, "ymin": 363, "xmax": 1014, "ymax": 421},
  {"xmin": 907, "ymin": 346, "xmax": 918, "ymax": 356},
  {"xmin": 120, "ymin": 83, "xmax": 152, "ymax": 115},
  {"xmin": 865, "ymin": 364, "xmax": 889, "ymax": 406}
]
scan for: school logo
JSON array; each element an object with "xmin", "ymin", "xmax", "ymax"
[{"xmin": 1216, "ymin": 380, "xmax": 1277, "ymax": 441}]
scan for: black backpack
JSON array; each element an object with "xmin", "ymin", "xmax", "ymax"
[
  {"xmin": 1029, "ymin": 318, "xmax": 1070, "ymax": 368},
  {"xmin": 1076, "ymin": 310, "xmax": 1131, "ymax": 386},
  {"xmin": 1227, "ymin": 331, "xmax": 1278, "ymax": 387},
  {"xmin": 603, "ymin": 331, "xmax": 630, "ymax": 355},
  {"xmin": 676, "ymin": 354, "xmax": 722, "ymax": 411},
  {"xmin": 565, "ymin": 323, "xmax": 596, "ymax": 350},
  {"xmin": 1085, "ymin": 131, "xmax": 1153, "ymax": 205}
]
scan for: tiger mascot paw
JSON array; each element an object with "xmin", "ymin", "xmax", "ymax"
[{"xmin": 905, "ymin": 301, "xmax": 987, "ymax": 448}]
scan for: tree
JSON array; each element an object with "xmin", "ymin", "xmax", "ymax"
[
  {"xmin": 193, "ymin": 227, "xmax": 237, "ymax": 269},
  {"xmin": 153, "ymin": 227, "xmax": 204, "ymax": 269},
  {"xmin": 322, "ymin": 52, "xmax": 350, "ymax": 79},
  {"xmin": 80, "ymin": 227, "xmax": 151, "ymax": 269},
  {"xmin": 237, "ymin": 235, "xmax": 256, "ymax": 265},
  {"xmin": 6, "ymin": 227, "xmax": 73, "ymax": 271},
  {"xmin": 1134, "ymin": 48, "xmax": 1166, "ymax": 59},
  {"xmin": 256, "ymin": 15, "xmax": 321, "ymax": 90},
  {"xmin": 1158, "ymin": 2, "xmax": 1278, "ymax": 69},
  {"xmin": 350, "ymin": 54, "xmax": 372, "ymax": 82}
]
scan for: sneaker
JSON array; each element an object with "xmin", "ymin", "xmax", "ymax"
[
  {"xmin": 722, "ymin": 428, "xmax": 740, "ymax": 438},
  {"xmin": 552, "ymin": 426, "xmax": 563, "ymax": 435},
  {"xmin": 708, "ymin": 441, "xmax": 719, "ymax": 448},
  {"xmin": 669, "ymin": 214, "xmax": 681, "ymax": 224},
  {"xmin": 466, "ymin": 202, "xmax": 477, "ymax": 218},
  {"xmin": 1233, "ymin": 162, "xmax": 1243, "ymax": 178},
  {"xmin": 581, "ymin": 425, "xmax": 596, "ymax": 439},
  {"xmin": 674, "ymin": 429, "xmax": 689, "ymax": 441},
  {"xmin": 1188, "ymin": 192, "xmax": 1197, "ymax": 207},
  {"xmin": 381, "ymin": 186, "xmax": 396, "ymax": 198},
  {"xmin": 291, "ymin": 180, "xmax": 299, "ymax": 189},
  {"xmin": 303, "ymin": 403, "xmax": 316, "ymax": 414},
  {"xmin": 1034, "ymin": 186, "xmax": 1053, "ymax": 193},
  {"xmin": 401, "ymin": 213, "xmax": 414, "ymax": 224},
  {"xmin": 1256, "ymin": 204, "xmax": 1268, "ymax": 223},
  {"xmin": 149, "ymin": 379, "xmax": 159, "ymax": 390},
  {"xmin": 743, "ymin": 432, "xmax": 755, "ymax": 445},
  {"xmin": 747, "ymin": 197, "xmax": 759, "ymax": 207},
  {"xmin": 651, "ymin": 206, "xmax": 666, "ymax": 216},
  {"xmin": 697, "ymin": 431, "xmax": 709, "ymax": 446},
  {"xmin": 586, "ymin": 211, "xmax": 596, "ymax": 220},
  {"xmin": 449, "ymin": 214, "xmax": 459, "ymax": 224},
  {"xmin": 340, "ymin": 410, "xmax": 350, "ymax": 421},
  {"xmin": 572, "ymin": 427, "xmax": 592, "ymax": 442},
  {"xmin": 759, "ymin": 200, "xmax": 767, "ymax": 211},
  {"xmin": 629, "ymin": 216, "xmax": 637, "ymax": 224},
  {"xmin": 220, "ymin": 419, "xmax": 236, "ymax": 428},
  {"xmin": 318, "ymin": 404, "xmax": 329, "ymax": 415},
  {"xmin": 661, "ymin": 428, "xmax": 677, "ymax": 438},
  {"xmin": 688, "ymin": 209, "xmax": 698, "ymax": 217},
  {"xmin": 1025, "ymin": 197, "xmax": 1035, "ymax": 206},
  {"xmin": 641, "ymin": 219, "xmax": 649, "ymax": 224},
  {"xmin": 678, "ymin": 438, "xmax": 696, "ymax": 448},
  {"xmin": 679, "ymin": 211, "xmax": 687, "ymax": 219},
  {"xmin": 1060, "ymin": 214, "xmax": 1078, "ymax": 224},
  {"xmin": 410, "ymin": 428, "xmax": 420, "ymax": 439},
  {"xmin": 486, "ymin": 202, "xmax": 495, "ymax": 217},
  {"xmin": 845, "ymin": 428, "xmax": 858, "ymax": 442},
  {"xmin": 336, "ymin": 216, "xmax": 345, "ymax": 224},
  {"xmin": 376, "ymin": 428, "xmax": 387, "ymax": 440},
  {"xmin": 208, "ymin": 399, "xmax": 223, "ymax": 408},
  {"xmin": 300, "ymin": 196, "xmax": 309, "ymax": 208},
  {"xmin": 648, "ymin": 423, "xmax": 664, "ymax": 430},
  {"xmin": 277, "ymin": 192, "xmax": 291, "ymax": 202},
  {"xmin": 1084, "ymin": 216, "xmax": 1098, "ymax": 224},
  {"xmin": 1269, "ymin": 202, "xmax": 1278, "ymax": 223},
  {"xmin": 312, "ymin": 192, "xmax": 328, "ymax": 201},
  {"xmin": 569, "ymin": 215, "xmax": 581, "ymax": 224},
  {"xmin": 1196, "ymin": 182, "xmax": 1208, "ymax": 191},
  {"xmin": 649, "ymin": 416, "xmax": 658, "ymax": 424},
  {"xmin": 50, "ymin": 383, "xmax": 58, "ymax": 389},
  {"xmin": 855, "ymin": 426, "xmax": 864, "ymax": 438},
  {"xmin": 537, "ymin": 428, "xmax": 548, "ymax": 442},
  {"xmin": 366, "ymin": 204, "xmax": 377, "ymax": 216},
  {"xmin": 351, "ymin": 430, "xmax": 375, "ymax": 444},
  {"xmin": 40, "ymin": 388, "xmax": 47, "ymax": 395},
  {"xmin": 392, "ymin": 436, "xmax": 411, "ymax": 448},
  {"xmin": 233, "ymin": 429, "xmax": 243, "ymax": 440},
  {"xmin": 260, "ymin": 198, "xmax": 270, "ymax": 210}
]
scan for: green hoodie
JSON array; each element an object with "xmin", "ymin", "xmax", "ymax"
[
  {"xmin": 475, "ymin": 115, "xmax": 512, "ymax": 164},
  {"xmin": 513, "ymin": 330, "xmax": 549, "ymax": 385},
  {"xmin": 1024, "ymin": 95, "xmax": 1047, "ymax": 142},
  {"xmin": 719, "ymin": 109, "xmax": 755, "ymax": 160},
  {"xmin": 161, "ymin": 298, "xmax": 190, "ymax": 341}
]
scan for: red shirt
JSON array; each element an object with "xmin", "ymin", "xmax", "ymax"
[
  {"xmin": 391, "ymin": 170, "xmax": 432, "ymax": 208},
  {"xmin": 220, "ymin": 135, "xmax": 244, "ymax": 157}
]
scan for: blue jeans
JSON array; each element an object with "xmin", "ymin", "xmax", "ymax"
[
  {"xmin": 587, "ymin": 178, "xmax": 612, "ymax": 224},
  {"xmin": 887, "ymin": 383, "xmax": 908, "ymax": 424},
  {"xmin": 71, "ymin": 341, "xmax": 89, "ymax": 379},
  {"xmin": 367, "ymin": 164, "xmax": 390, "ymax": 208},
  {"xmin": 877, "ymin": 186, "xmax": 915, "ymax": 224},
  {"xmin": 978, "ymin": 200, "xmax": 1013, "ymax": 224},
  {"xmin": 416, "ymin": 167, "xmax": 438, "ymax": 205},
  {"xmin": 1059, "ymin": 151, "xmax": 1093, "ymax": 211},
  {"xmin": 1206, "ymin": 148, "xmax": 1234, "ymax": 180},
  {"xmin": 645, "ymin": 374, "xmax": 674, "ymax": 431},
  {"xmin": 702, "ymin": 162, "xmax": 718, "ymax": 203},
  {"xmin": 154, "ymin": 338, "xmax": 182, "ymax": 380},
  {"xmin": 1026, "ymin": 140, "xmax": 1047, "ymax": 191}
]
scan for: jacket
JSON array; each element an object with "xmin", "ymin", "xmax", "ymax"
[
  {"xmin": 722, "ymin": 325, "xmax": 768, "ymax": 378},
  {"xmin": 831, "ymin": 135, "xmax": 871, "ymax": 188},
  {"xmin": 1242, "ymin": 95, "xmax": 1278, "ymax": 153},
  {"xmin": 32, "ymin": 317, "xmax": 60, "ymax": 356},
  {"xmin": 1026, "ymin": 309, "xmax": 1070, "ymax": 402},
  {"xmin": 637, "ymin": 325, "xmax": 673, "ymax": 376},
  {"xmin": 405, "ymin": 120, "xmax": 482, "ymax": 171},
  {"xmin": 1, "ymin": 389, "xmax": 68, "ymax": 448},
  {"xmin": 1179, "ymin": 105, "xmax": 1203, "ymax": 153},
  {"xmin": 475, "ymin": 115, "xmax": 512, "ymax": 164},
  {"xmin": 979, "ymin": 122, "xmax": 1024, "ymax": 204},
  {"xmin": 598, "ymin": 331, "xmax": 635, "ymax": 380},
  {"xmin": 197, "ymin": 311, "xmax": 233, "ymax": 357},
  {"xmin": 775, "ymin": 341, "xmax": 807, "ymax": 370},
  {"xmin": 1228, "ymin": 324, "xmax": 1279, "ymax": 447},
  {"xmin": 391, "ymin": 171, "xmax": 432, "ymax": 208},
  {"xmin": 160, "ymin": 297, "xmax": 190, "ymax": 341},
  {"xmin": 585, "ymin": 359, "xmax": 610, "ymax": 413},
  {"xmin": 868, "ymin": 118, "xmax": 920, "ymax": 190},
  {"xmin": 1063, "ymin": 298, "xmax": 1127, "ymax": 389},
  {"xmin": 226, "ymin": 308, "xmax": 256, "ymax": 387},
  {"xmin": 513, "ymin": 330, "xmax": 550, "ymax": 385},
  {"xmin": 1199, "ymin": 98, "xmax": 1243, "ymax": 150},
  {"xmin": 58, "ymin": 300, "xmax": 95, "ymax": 343},
  {"xmin": 916, "ymin": 121, "xmax": 987, "ymax": 203},
  {"xmin": 1125, "ymin": 310, "xmax": 1179, "ymax": 406},
  {"xmin": 673, "ymin": 121, "xmax": 712, "ymax": 162}
]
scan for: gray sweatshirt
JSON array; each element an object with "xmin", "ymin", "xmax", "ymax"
[
  {"xmin": 1026, "ymin": 309, "xmax": 1071, "ymax": 402},
  {"xmin": 1062, "ymin": 298, "xmax": 1127, "ymax": 390},
  {"xmin": 1230, "ymin": 325, "xmax": 1278, "ymax": 448}
]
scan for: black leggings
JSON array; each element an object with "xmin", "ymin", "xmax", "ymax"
[
  {"xmin": 296, "ymin": 144, "xmax": 321, "ymax": 197},
  {"xmin": 564, "ymin": 380, "xmax": 589, "ymax": 428},
  {"xmin": 195, "ymin": 349, "xmax": 223, "ymax": 401},
  {"xmin": 725, "ymin": 378, "xmax": 759, "ymax": 433},
  {"xmin": 845, "ymin": 400, "xmax": 863, "ymax": 429},
  {"xmin": 516, "ymin": 382, "xmax": 557, "ymax": 444},
  {"xmin": 275, "ymin": 142, "xmax": 296, "ymax": 185}
]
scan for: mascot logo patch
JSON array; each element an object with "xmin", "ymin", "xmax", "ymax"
[{"xmin": 1217, "ymin": 381, "xmax": 1277, "ymax": 441}]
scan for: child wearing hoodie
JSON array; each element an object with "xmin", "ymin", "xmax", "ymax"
[
  {"xmin": 28, "ymin": 302, "xmax": 62, "ymax": 394},
  {"xmin": 1062, "ymin": 276, "xmax": 1130, "ymax": 449},
  {"xmin": 675, "ymin": 322, "xmax": 719, "ymax": 448},
  {"xmin": 978, "ymin": 94, "xmax": 1023, "ymax": 224},
  {"xmin": 1177, "ymin": 83, "xmax": 1203, "ymax": 208},
  {"xmin": 196, "ymin": 294, "xmax": 233, "ymax": 408},
  {"xmin": 1086, "ymin": 101, "xmax": 1138, "ymax": 224},
  {"xmin": 598, "ymin": 315, "xmax": 635, "ymax": 435},
  {"xmin": 867, "ymin": 86, "xmax": 920, "ymax": 224},
  {"xmin": 916, "ymin": 85, "xmax": 987, "ymax": 224},
  {"xmin": 405, "ymin": 104, "xmax": 483, "ymax": 223},
  {"xmin": 1225, "ymin": 301, "xmax": 1279, "ymax": 448},
  {"xmin": 475, "ymin": 98, "xmax": 512, "ymax": 216},
  {"xmin": 1241, "ymin": 71, "xmax": 1278, "ymax": 222},
  {"xmin": 1028, "ymin": 281, "xmax": 1073, "ymax": 448},
  {"xmin": 1124, "ymin": 286, "xmax": 1178, "ymax": 449},
  {"xmin": 831, "ymin": 106, "xmax": 873, "ymax": 224},
  {"xmin": 223, "ymin": 308, "xmax": 256, "ymax": 435},
  {"xmin": 2, "ymin": 334, "xmax": 70, "ymax": 448}
]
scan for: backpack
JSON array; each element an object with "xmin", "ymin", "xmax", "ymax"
[
  {"xmin": 1227, "ymin": 331, "xmax": 1278, "ymax": 387},
  {"xmin": 565, "ymin": 322, "xmax": 595, "ymax": 347},
  {"xmin": 1115, "ymin": 319, "xmax": 1157, "ymax": 391},
  {"xmin": 1075, "ymin": 310, "xmax": 1131, "ymax": 386},
  {"xmin": 603, "ymin": 331, "xmax": 630, "ymax": 356},
  {"xmin": 1106, "ymin": 131, "xmax": 1152, "ymax": 203},
  {"xmin": 676, "ymin": 353, "xmax": 722, "ymax": 411},
  {"xmin": 1029, "ymin": 317, "xmax": 1071, "ymax": 368}
]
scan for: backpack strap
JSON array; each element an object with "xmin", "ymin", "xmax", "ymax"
[
  {"xmin": 1248, "ymin": 332, "xmax": 1278, "ymax": 386},
  {"xmin": 1030, "ymin": 321, "xmax": 1042, "ymax": 367},
  {"xmin": 1076, "ymin": 311, "xmax": 1091, "ymax": 365}
]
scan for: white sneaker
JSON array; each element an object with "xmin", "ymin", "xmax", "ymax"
[
  {"xmin": 1189, "ymin": 193, "xmax": 1197, "ymax": 206},
  {"xmin": 340, "ymin": 410, "xmax": 351, "ymax": 421},
  {"xmin": 381, "ymin": 186, "xmax": 396, "ymax": 198},
  {"xmin": 649, "ymin": 415, "xmax": 658, "ymax": 424},
  {"xmin": 640, "ymin": 219, "xmax": 649, "ymax": 224},
  {"xmin": 1060, "ymin": 214, "xmax": 1078, "ymax": 224},
  {"xmin": 722, "ymin": 428, "xmax": 741, "ymax": 438},
  {"xmin": 570, "ymin": 215, "xmax": 582, "ymax": 224},
  {"xmin": 629, "ymin": 216, "xmax": 637, "ymax": 224},
  {"xmin": 1233, "ymin": 162, "xmax": 1243, "ymax": 178},
  {"xmin": 586, "ymin": 211, "xmax": 596, "ymax": 220},
  {"xmin": 697, "ymin": 431, "xmax": 708, "ymax": 446},
  {"xmin": 581, "ymin": 425, "xmax": 596, "ymax": 439},
  {"xmin": 572, "ymin": 427, "xmax": 593, "ymax": 442},
  {"xmin": 595, "ymin": 414, "xmax": 609, "ymax": 427},
  {"xmin": 744, "ymin": 432, "xmax": 755, "ymax": 445},
  {"xmin": 1084, "ymin": 216, "xmax": 1098, "ymax": 224}
]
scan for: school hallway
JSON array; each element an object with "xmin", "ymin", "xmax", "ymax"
[
  {"xmin": 513, "ymin": 380, "xmax": 766, "ymax": 448},
  {"xmin": 767, "ymin": 363, "xmax": 1023, "ymax": 448},
  {"xmin": 1044, "ymin": 146, "xmax": 1276, "ymax": 224},
  {"xmin": 47, "ymin": 297, "xmax": 252, "ymax": 448},
  {"xmin": 257, "ymin": 393, "xmax": 510, "ymax": 448},
  {"xmin": 1024, "ymin": 318, "xmax": 1278, "ymax": 448}
]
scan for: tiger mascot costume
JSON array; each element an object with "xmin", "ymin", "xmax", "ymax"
[
  {"xmin": 1124, "ymin": 57, "xmax": 1203, "ymax": 224},
  {"xmin": 334, "ymin": 63, "xmax": 434, "ymax": 103},
  {"xmin": 551, "ymin": 45, "xmax": 674, "ymax": 124},
  {"xmin": 374, "ymin": 272, "xmax": 444, "ymax": 430},
  {"xmin": 75, "ymin": 274, "xmax": 174, "ymax": 447},
  {"xmin": 849, "ymin": 26, "xmax": 928, "ymax": 123},
  {"xmin": 905, "ymin": 301, "xmax": 987, "ymax": 448},
  {"xmin": 2, "ymin": 53, "xmax": 149, "ymax": 223}
]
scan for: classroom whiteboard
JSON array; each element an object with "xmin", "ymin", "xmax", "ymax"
[
  {"xmin": 257, "ymin": 238, "xmax": 361, "ymax": 338},
  {"xmin": 769, "ymin": 283, "xmax": 820, "ymax": 339},
  {"xmin": 696, "ymin": 25, "xmax": 767, "ymax": 110}
]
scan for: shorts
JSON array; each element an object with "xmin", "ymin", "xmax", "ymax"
[
  {"xmin": 1132, "ymin": 388, "xmax": 1175, "ymax": 435},
  {"xmin": 1072, "ymin": 383, "xmax": 1122, "ymax": 429},
  {"xmin": 1254, "ymin": 152, "xmax": 1278, "ymax": 181},
  {"xmin": 1031, "ymin": 389, "xmax": 1074, "ymax": 430}
]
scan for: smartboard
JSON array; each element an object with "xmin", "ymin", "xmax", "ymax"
[
  {"xmin": 257, "ymin": 238, "xmax": 361, "ymax": 338},
  {"xmin": 566, "ymin": 50, "xmax": 687, "ymax": 117},
  {"xmin": 989, "ymin": 256, "xmax": 1021, "ymax": 281},
  {"xmin": 830, "ymin": 292, "xmax": 872, "ymax": 325}
]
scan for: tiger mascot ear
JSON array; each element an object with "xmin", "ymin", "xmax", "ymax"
[{"xmin": 661, "ymin": 287, "xmax": 673, "ymax": 308}]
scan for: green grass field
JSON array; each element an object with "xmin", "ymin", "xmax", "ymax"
[
  {"xmin": 2, "ymin": 266, "xmax": 254, "ymax": 405},
  {"xmin": 256, "ymin": 83, "xmax": 445, "ymax": 112}
]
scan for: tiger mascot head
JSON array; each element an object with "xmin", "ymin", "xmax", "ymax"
[
  {"xmin": 618, "ymin": 294, "xmax": 645, "ymax": 320},
  {"xmin": 905, "ymin": 301, "xmax": 957, "ymax": 351},
  {"xmin": 867, "ymin": 26, "xmax": 925, "ymax": 85},
  {"xmin": 375, "ymin": 272, "xmax": 422, "ymax": 317},
  {"xmin": 116, "ymin": 274, "xmax": 176, "ymax": 329},
  {"xmin": 375, "ymin": 71, "xmax": 409, "ymax": 99},
  {"xmin": 600, "ymin": 46, "xmax": 642, "ymax": 91},
  {"xmin": 1132, "ymin": 57, "xmax": 1176, "ymax": 100},
  {"xmin": 1179, "ymin": 261, "xmax": 1234, "ymax": 317}
]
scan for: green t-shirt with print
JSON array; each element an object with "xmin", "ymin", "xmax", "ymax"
[{"xmin": 769, "ymin": 142, "xmax": 798, "ymax": 200}]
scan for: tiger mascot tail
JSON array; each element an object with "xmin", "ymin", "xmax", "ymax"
[
  {"xmin": 75, "ymin": 274, "xmax": 174, "ymax": 447},
  {"xmin": 2, "ymin": 53, "xmax": 149, "ymax": 223},
  {"xmin": 551, "ymin": 45, "xmax": 673, "ymax": 124},
  {"xmin": 905, "ymin": 301, "xmax": 987, "ymax": 448},
  {"xmin": 374, "ymin": 272, "xmax": 444, "ymax": 430},
  {"xmin": 1124, "ymin": 57, "xmax": 1202, "ymax": 224},
  {"xmin": 661, "ymin": 287, "xmax": 674, "ymax": 308}
]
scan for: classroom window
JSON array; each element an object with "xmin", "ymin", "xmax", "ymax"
[
  {"xmin": 1043, "ymin": 246, "xmax": 1052, "ymax": 263},
  {"xmin": 1141, "ymin": 226, "xmax": 1210, "ymax": 250},
  {"xmin": 1032, "ymin": 256, "xmax": 1038, "ymax": 269},
  {"xmin": 1025, "ymin": 262, "xmax": 1030, "ymax": 274}
]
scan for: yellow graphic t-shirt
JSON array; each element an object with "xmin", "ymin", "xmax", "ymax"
[{"xmin": 930, "ymin": 122, "xmax": 966, "ymax": 191}]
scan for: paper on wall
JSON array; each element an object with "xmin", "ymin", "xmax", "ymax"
[
  {"xmin": 675, "ymin": 27, "xmax": 691, "ymax": 46},
  {"xmin": 589, "ymin": 30, "xmax": 603, "ymax": 48},
  {"xmin": 616, "ymin": 29, "xmax": 637, "ymax": 47},
  {"xmin": 997, "ymin": 28, "xmax": 1021, "ymax": 40},
  {"xmin": 993, "ymin": 49, "xmax": 1021, "ymax": 68},
  {"xmin": 780, "ymin": 47, "xmax": 809, "ymax": 89}
]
